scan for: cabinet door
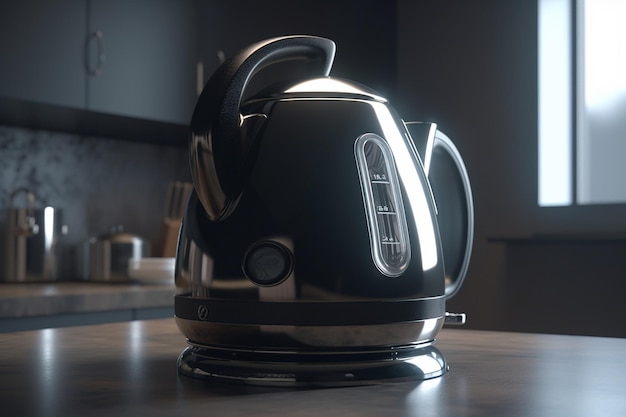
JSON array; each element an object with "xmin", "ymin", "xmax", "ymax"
[
  {"xmin": 87, "ymin": 0, "xmax": 198, "ymax": 124},
  {"xmin": 0, "ymin": 0, "xmax": 85, "ymax": 108}
]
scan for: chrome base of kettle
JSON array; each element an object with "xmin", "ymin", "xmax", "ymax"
[
  {"xmin": 175, "ymin": 316, "xmax": 445, "ymax": 350},
  {"xmin": 177, "ymin": 341, "xmax": 448, "ymax": 387}
]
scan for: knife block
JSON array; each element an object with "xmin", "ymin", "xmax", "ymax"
[{"xmin": 157, "ymin": 218, "xmax": 182, "ymax": 258}]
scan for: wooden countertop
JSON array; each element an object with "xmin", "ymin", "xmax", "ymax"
[
  {"xmin": 0, "ymin": 282, "xmax": 174, "ymax": 332},
  {"xmin": 1, "ymin": 318, "xmax": 625, "ymax": 417},
  {"xmin": 0, "ymin": 282, "xmax": 174, "ymax": 318}
]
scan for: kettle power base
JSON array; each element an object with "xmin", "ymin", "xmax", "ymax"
[{"xmin": 177, "ymin": 342, "xmax": 448, "ymax": 387}]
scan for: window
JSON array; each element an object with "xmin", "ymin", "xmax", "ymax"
[{"xmin": 538, "ymin": 0, "xmax": 626, "ymax": 206}]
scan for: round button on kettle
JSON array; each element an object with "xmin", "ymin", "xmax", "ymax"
[{"xmin": 242, "ymin": 241, "xmax": 293, "ymax": 286}]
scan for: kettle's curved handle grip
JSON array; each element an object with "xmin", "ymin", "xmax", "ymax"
[
  {"xmin": 432, "ymin": 131, "xmax": 474, "ymax": 299},
  {"xmin": 190, "ymin": 36, "xmax": 336, "ymax": 220}
]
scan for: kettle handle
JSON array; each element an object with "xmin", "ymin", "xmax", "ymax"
[
  {"xmin": 431, "ymin": 130, "xmax": 474, "ymax": 299},
  {"xmin": 404, "ymin": 122, "xmax": 474, "ymax": 299},
  {"xmin": 190, "ymin": 35, "xmax": 336, "ymax": 221}
]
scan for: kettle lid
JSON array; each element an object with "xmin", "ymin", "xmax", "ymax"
[{"xmin": 283, "ymin": 77, "xmax": 386, "ymax": 102}]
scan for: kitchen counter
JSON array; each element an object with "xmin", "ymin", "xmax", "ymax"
[
  {"xmin": 1, "ymin": 318, "xmax": 625, "ymax": 417},
  {"xmin": 0, "ymin": 282, "xmax": 174, "ymax": 332}
]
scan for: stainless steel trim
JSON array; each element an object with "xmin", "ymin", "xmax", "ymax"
[
  {"xmin": 175, "ymin": 316, "xmax": 444, "ymax": 349},
  {"xmin": 177, "ymin": 337, "xmax": 448, "ymax": 386},
  {"xmin": 444, "ymin": 311, "xmax": 467, "ymax": 326}
]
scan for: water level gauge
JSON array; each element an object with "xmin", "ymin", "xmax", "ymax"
[{"xmin": 355, "ymin": 133, "xmax": 411, "ymax": 277}]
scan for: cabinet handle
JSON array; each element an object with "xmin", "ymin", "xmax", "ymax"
[{"xmin": 86, "ymin": 30, "xmax": 105, "ymax": 76}]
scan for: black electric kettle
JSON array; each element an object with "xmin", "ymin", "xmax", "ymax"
[{"xmin": 175, "ymin": 35, "xmax": 473, "ymax": 386}]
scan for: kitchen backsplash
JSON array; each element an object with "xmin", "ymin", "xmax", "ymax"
[{"xmin": 0, "ymin": 125, "xmax": 190, "ymax": 278}]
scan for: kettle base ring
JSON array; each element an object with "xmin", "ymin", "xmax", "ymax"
[{"xmin": 177, "ymin": 342, "xmax": 448, "ymax": 387}]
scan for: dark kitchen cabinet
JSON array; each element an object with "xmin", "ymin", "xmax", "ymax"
[
  {"xmin": 1, "ymin": 0, "xmax": 201, "ymax": 129},
  {"xmin": 87, "ymin": 0, "xmax": 199, "ymax": 124},
  {"xmin": 0, "ymin": 0, "xmax": 86, "ymax": 109},
  {"xmin": 1, "ymin": 0, "xmax": 395, "ymax": 138}
]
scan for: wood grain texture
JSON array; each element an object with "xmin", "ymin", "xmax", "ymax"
[{"xmin": 0, "ymin": 319, "xmax": 625, "ymax": 417}]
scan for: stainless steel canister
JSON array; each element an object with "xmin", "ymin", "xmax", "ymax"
[
  {"xmin": 2, "ymin": 189, "xmax": 68, "ymax": 282},
  {"xmin": 82, "ymin": 227, "xmax": 151, "ymax": 282}
]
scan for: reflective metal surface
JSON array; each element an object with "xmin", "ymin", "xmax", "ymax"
[
  {"xmin": 430, "ymin": 130, "xmax": 474, "ymax": 296},
  {"xmin": 2, "ymin": 188, "xmax": 67, "ymax": 282},
  {"xmin": 82, "ymin": 229, "xmax": 151, "ymax": 282},
  {"xmin": 177, "ymin": 340, "xmax": 448, "ymax": 387},
  {"xmin": 403, "ymin": 122, "xmax": 474, "ymax": 297},
  {"xmin": 179, "ymin": 96, "xmax": 448, "ymax": 303},
  {"xmin": 190, "ymin": 36, "xmax": 336, "ymax": 221},
  {"xmin": 175, "ymin": 317, "xmax": 444, "ymax": 349},
  {"xmin": 177, "ymin": 35, "xmax": 472, "ymax": 386}
]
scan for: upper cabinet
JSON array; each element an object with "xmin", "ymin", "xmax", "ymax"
[
  {"xmin": 87, "ymin": 0, "xmax": 199, "ymax": 124},
  {"xmin": 0, "ymin": 0, "xmax": 395, "ymax": 133},
  {"xmin": 0, "ymin": 0, "xmax": 86, "ymax": 109},
  {"xmin": 0, "ymin": 0, "xmax": 202, "ymax": 126}
]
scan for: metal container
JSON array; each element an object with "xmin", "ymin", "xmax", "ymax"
[
  {"xmin": 175, "ymin": 36, "xmax": 474, "ymax": 386},
  {"xmin": 2, "ymin": 188, "xmax": 68, "ymax": 282},
  {"xmin": 82, "ymin": 227, "xmax": 151, "ymax": 282}
]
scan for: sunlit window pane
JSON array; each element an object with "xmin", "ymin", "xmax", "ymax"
[
  {"xmin": 577, "ymin": 0, "xmax": 626, "ymax": 204},
  {"xmin": 538, "ymin": 0, "xmax": 626, "ymax": 206},
  {"xmin": 538, "ymin": 0, "xmax": 573, "ymax": 207}
]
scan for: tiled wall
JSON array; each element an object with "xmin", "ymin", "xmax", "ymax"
[{"xmin": 0, "ymin": 126, "xmax": 190, "ymax": 279}]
